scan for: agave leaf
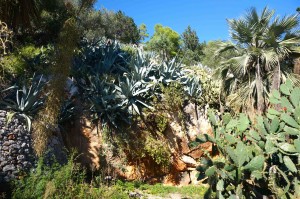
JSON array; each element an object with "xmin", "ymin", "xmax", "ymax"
[
  {"xmin": 132, "ymin": 103, "xmax": 140, "ymax": 115},
  {"xmin": 6, "ymin": 112, "xmax": 16, "ymax": 126}
]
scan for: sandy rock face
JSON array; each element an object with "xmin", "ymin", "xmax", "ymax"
[{"xmin": 63, "ymin": 103, "xmax": 213, "ymax": 186}]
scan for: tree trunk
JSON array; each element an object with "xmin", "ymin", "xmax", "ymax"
[
  {"xmin": 294, "ymin": 56, "xmax": 300, "ymax": 75},
  {"xmin": 255, "ymin": 60, "xmax": 265, "ymax": 114},
  {"xmin": 195, "ymin": 103, "xmax": 199, "ymax": 120},
  {"xmin": 271, "ymin": 60, "xmax": 281, "ymax": 111},
  {"xmin": 271, "ymin": 59, "xmax": 281, "ymax": 91}
]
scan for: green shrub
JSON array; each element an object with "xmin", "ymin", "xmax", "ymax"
[
  {"xmin": 12, "ymin": 154, "xmax": 130, "ymax": 199},
  {"xmin": 194, "ymin": 80, "xmax": 300, "ymax": 198},
  {"xmin": 144, "ymin": 136, "xmax": 171, "ymax": 167},
  {"xmin": 0, "ymin": 45, "xmax": 53, "ymax": 77}
]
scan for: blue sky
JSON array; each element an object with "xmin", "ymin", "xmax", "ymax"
[{"xmin": 94, "ymin": 0, "xmax": 299, "ymax": 42}]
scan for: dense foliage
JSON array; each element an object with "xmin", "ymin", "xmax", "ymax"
[
  {"xmin": 194, "ymin": 80, "xmax": 300, "ymax": 198},
  {"xmin": 1, "ymin": 2, "xmax": 300, "ymax": 198}
]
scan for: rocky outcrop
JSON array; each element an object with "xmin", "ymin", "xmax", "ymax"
[
  {"xmin": 0, "ymin": 110, "xmax": 35, "ymax": 183},
  {"xmin": 64, "ymin": 102, "xmax": 213, "ymax": 186}
]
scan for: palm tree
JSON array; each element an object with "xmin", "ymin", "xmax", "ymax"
[{"xmin": 216, "ymin": 7, "xmax": 300, "ymax": 114}]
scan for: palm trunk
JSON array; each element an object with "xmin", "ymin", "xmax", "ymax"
[
  {"xmin": 195, "ymin": 102, "xmax": 198, "ymax": 120},
  {"xmin": 294, "ymin": 56, "xmax": 300, "ymax": 75},
  {"xmin": 256, "ymin": 59, "xmax": 265, "ymax": 114},
  {"xmin": 271, "ymin": 59, "xmax": 281, "ymax": 91},
  {"xmin": 271, "ymin": 60, "xmax": 281, "ymax": 111}
]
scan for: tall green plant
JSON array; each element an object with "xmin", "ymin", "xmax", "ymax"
[{"xmin": 216, "ymin": 7, "xmax": 300, "ymax": 114}]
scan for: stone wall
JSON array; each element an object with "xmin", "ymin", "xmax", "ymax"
[{"xmin": 0, "ymin": 110, "xmax": 36, "ymax": 183}]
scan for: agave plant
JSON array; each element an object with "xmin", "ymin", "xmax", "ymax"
[
  {"xmin": 84, "ymin": 75, "xmax": 128, "ymax": 128},
  {"xmin": 118, "ymin": 75, "xmax": 153, "ymax": 116},
  {"xmin": 0, "ymin": 75, "xmax": 47, "ymax": 131},
  {"xmin": 129, "ymin": 49, "xmax": 156, "ymax": 84},
  {"xmin": 73, "ymin": 39, "xmax": 129, "ymax": 79},
  {"xmin": 151, "ymin": 58, "xmax": 184, "ymax": 85},
  {"xmin": 183, "ymin": 76, "xmax": 202, "ymax": 120},
  {"xmin": 58, "ymin": 99, "xmax": 75, "ymax": 125}
]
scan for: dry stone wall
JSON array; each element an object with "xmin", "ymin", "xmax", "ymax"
[{"xmin": 0, "ymin": 110, "xmax": 36, "ymax": 183}]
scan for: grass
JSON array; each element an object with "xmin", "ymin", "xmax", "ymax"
[
  {"xmin": 116, "ymin": 181, "xmax": 207, "ymax": 198},
  {"xmin": 10, "ymin": 154, "xmax": 207, "ymax": 199}
]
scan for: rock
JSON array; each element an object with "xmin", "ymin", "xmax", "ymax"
[
  {"xmin": 2, "ymin": 146, "xmax": 9, "ymax": 151},
  {"xmin": 3, "ymin": 165, "xmax": 15, "ymax": 172},
  {"xmin": 188, "ymin": 149, "xmax": 204, "ymax": 160},
  {"xmin": 0, "ymin": 161, "xmax": 8, "ymax": 167},
  {"xmin": 7, "ymin": 134, "xmax": 16, "ymax": 140},
  {"xmin": 180, "ymin": 155, "xmax": 197, "ymax": 167},
  {"xmin": 17, "ymin": 155, "xmax": 25, "ymax": 161},
  {"xmin": 189, "ymin": 169, "xmax": 201, "ymax": 185},
  {"xmin": 179, "ymin": 171, "xmax": 191, "ymax": 186}
]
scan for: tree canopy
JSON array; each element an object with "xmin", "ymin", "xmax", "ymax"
[{"xmin": 146, "ymin": 24, "xmax": 180, "ymax": 59}]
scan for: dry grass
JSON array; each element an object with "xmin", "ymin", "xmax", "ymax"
[{"xmin": 32, "ymin": 18, "xmax": 79, "ymax": 156}]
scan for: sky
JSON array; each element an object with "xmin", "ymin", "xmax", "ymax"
[{"xmin": 94, "ymin": 0, "xmax": 299, "ymax": 42}]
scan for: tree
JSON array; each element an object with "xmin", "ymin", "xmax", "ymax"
[
  {"xmin": 179, "ymin": 25, "xmax": 204, "ymax": 65},
  {"xmin": 79, "ymin": 9, "xmax": 140, "ymax": 44},
  {"xmin": 201, "ymin": 40, "xmax": 237, "ymax": 69},
  {"xmin": 112, "ymin": 11, "xmax": 140, "ymax": 44},
  {"xmin": 216, "ymin": 7, "xmax": 300, "ymax": 114},
  {"xmin": 0, "ymin": 0, "xmax": 39, "ymax": 31},
  {"xmin": 182, "ymin": 25, "xmax": 199, "ymax": 51},
  {"xmin": 147, "ymin": 24, "xmax": 180, "ymax": 60},
  {"xmin": 138, "ymin": 23, "xmax": 149, "ymax": 42}
]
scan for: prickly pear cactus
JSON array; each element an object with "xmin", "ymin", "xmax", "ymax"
[{"xmin": 194, "ymin": 80, "xmax": 300, "ymax": 198}]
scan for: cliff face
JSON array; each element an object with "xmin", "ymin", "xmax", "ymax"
[
  {"xmin": 63, "ymin": 103, "xmax": 213, "ymax": 186},
  {"xmin": 0, "ymin": 101, "xmax": 213, "ymax": 187}
]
